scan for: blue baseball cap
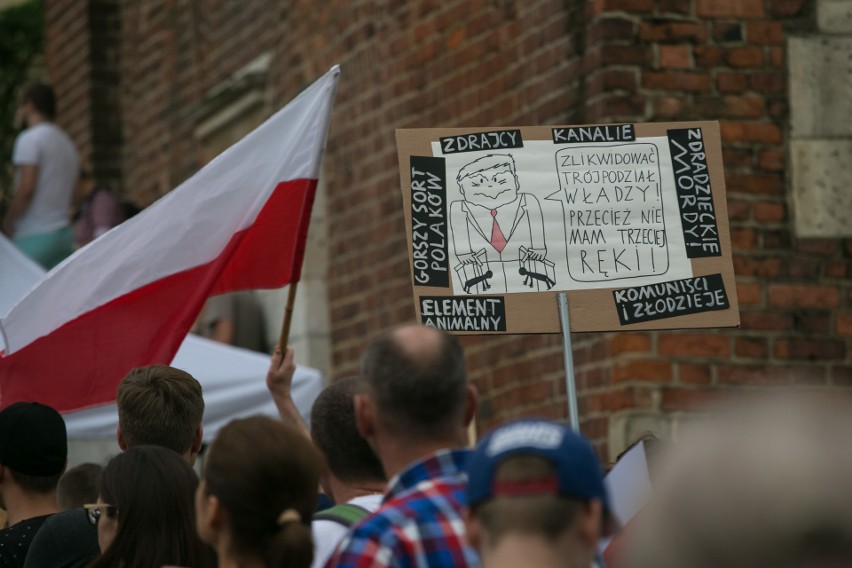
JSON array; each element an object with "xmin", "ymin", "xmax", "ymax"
[{"xmin": 467, "ymin": 419, "xmax": 612, "ymax": 519}]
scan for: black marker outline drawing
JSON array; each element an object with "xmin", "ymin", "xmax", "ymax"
[
  {"xmin": 449, "ymin": 153, "xmax": 552, "ymax": 294},
  {"xmin": 463, "ymin": 270, "xmax": 494, "ymax": 293}
]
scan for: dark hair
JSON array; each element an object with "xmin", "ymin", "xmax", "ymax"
[
  {"xmin": 91, "ymin": 446, "xmax": 213, "ymax": 568},
  {"xmin": 57, "ymin": 463, "xmax": 102, "ymax": 510},
  {"xmin": 203, "ymin": 417, "xmax": 324, "ymax": 568},
  {"xmin": 116, "ymin": 365, "xmax": 204, "ymax": 455},
  {"xmin": 21, "ymin": 83, "xmax": 56, "ymax": 119},
  {"xmin": 8, "ymin": 469, "xmax": 63, "ymax": 494},
  {"xmin": 361, "ymin": 325, "xmax": 468, "ymax": 438},
  {"xmin": 473, "ymin": 455, "xmax": 583, "ymax": 545},
  {"xmin": 310, "ymin": 376, "xmax": 385, "ymax": 484}
]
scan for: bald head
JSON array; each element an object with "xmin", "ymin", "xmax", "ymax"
[{"xmin": 361, "ymin": 324, "xmax": 468, "ymax": 440}]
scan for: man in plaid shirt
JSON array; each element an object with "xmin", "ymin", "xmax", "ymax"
[{"xmin": 326, "ymin": 324, "xmax": 481, "ymax": 568}]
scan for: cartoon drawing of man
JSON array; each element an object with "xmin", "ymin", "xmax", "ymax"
[{"xmin": 449, "ymin": 154, "xmax": 554, "ymax": 294}]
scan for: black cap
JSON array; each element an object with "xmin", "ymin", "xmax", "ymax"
[{"xmin": 0, "ymin": 402, "xmax": 67, "ymax": 476}]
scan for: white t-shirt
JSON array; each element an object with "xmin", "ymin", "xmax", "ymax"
[
  {"xmin": 311, "ymin": 493, "xmax": 383, "ymax": 568},
  {"xmin": 12, "ymin": 122, "xmax": 79, "ymax": 237}
]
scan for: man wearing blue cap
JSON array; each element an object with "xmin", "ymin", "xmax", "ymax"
[{"xmin": 465, "ymin": 419, "xmax": 614, "ymax": 568}]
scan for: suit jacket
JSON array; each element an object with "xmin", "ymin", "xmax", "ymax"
[{"xmin": 449, "ymin": 193, "xmax": 547, "ymax": 292}]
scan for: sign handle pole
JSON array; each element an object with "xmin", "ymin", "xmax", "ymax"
[{"xmin": 557, "ymin": 292, "xmax": 580, "ymax": 431}]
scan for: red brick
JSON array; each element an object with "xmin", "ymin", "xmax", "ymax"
[
  {"xmin": 642, "ymin": 71, "xmax": 711, "ymax": 92},
  {"xmin": 794, "ymin": 312, "xmax": 831, "ymax": 334},
  {"xmin": 733, "ymin": 255, "xmax": 783, "ymax": 278},
  {"xmin": 601, "ymin": 45, "xmax": 652, "ymax": 66},
  {"xmin": 661, "ymin": 387, "xmax": 726, "ymax": 411},
  {"xmin": 610, "ymin": 333, "xmax": 653, "ymax": 354},
  {"xmin": 581, "ymin": 387, "xmax": 652, "ymax": 414},
  {"xmin": 749, "ymin": 72, "xmax": 785, "ymax": 93},
  {"xmin": 694, "ymin": 46, "xmax": 723, "ymax": 67},
  {"xmin": 653, "ymin": 96, "xmax": 686, "ymax": 117},
  {"xmin": 612, "ymin": 360, "xmax": 673, "ymax": 383},
  {"xmin": 769, "ymin": 46, "xmax": 785, "ymax": 67},
  {"xmin": 786, "ymin": 259, "xmax": 821, "ymax": 280},
  {"xmin": 735, "ymin": 337, "xmax": 769, "ymax": 359},
  {"xmin": 769, "ymin": 0, "xmax": 807, "ymax": 17},
  {"xmin": 605, "ymin": 0, "xmax": 653, "ymax": 11},
  {"xmin": 737, "ymin": 281, "xmax": 763, "ymax": 306},
  {"xmin": 697, "ymin": 0, "xmax": 765, "ymax": 18},
  {"xmin": 775, "ymin": 338, "xmax": 846, "ymax": 361},
  {"xmin": 757, "ymin": 149, "xmax": 785, "ymax": 171},
  {"xmin": 726, "ymin": 199, "xmax": 750, "ymax": 221},
  {"xmin": 717, "ymin": 364, "xmax": 791, "ymax": 385},
  {"xmin": 762, "ymin": 229, "xmax": 792, "ymax": 250},
  {"xmin": 753, "ymin": 201, "xmax": 786, "ymax": 222},
  {"xmin": 795, "ymin": 239, "xmax": 838, "ymax": 256},
  {"xmin": 679, "ymin": 363, "xmax": 712, "ymax": 384},
  {"xmin": 589, "ymin": 17, "xmax": 636, "ymax": 41},
  {"xmin": 658, "ymin": 0, "xmax": 690, "ymax": 15},
  {"xmin": 659, "ymin": 45, "xmax": 691, "ymax": 68},
  {"xmin": 836, "ymin": 314, "xmax": 852, "ymax": 337},
  {"xmin": 726, "ymin": 47, "xmax": 764, "ymax": 67},
  {"xmin": 720, "ymin": 122, "xmax": 783, "ymax": 145},
  {"xmin": 740, "ymin": 311, "xmax": 793, "ymax": 331},
  {"xmin": 722, "ymin": 94, "xmax": 765, "ymax": 117},
  {"xmin": 599, "ymin": 69, "xmax": 638, "ymax": 91},
  {"xmin": 730, "ymin": 227, "xmax": 758, "ymax": 249},
  {"xmin": 825, "ymin": 260, "xmax": 847, "ymax": 279},
  {"xmin": 746, "ymin": 22, "xmax": 784, "ymax": 45},
  {"xmin": 768, "ymin": 284, "xmax": 840, "ymax": 309},
  {"xmin": 638, "ymin": 21, "xmax": 708, "ymax": 43},
  {"xmin": 716, "ymin": 71, "xmax": 747, "ymax": 92},
  {"xmin": 659, "ymin": 333, "xmax": 730, "ymax": 358},
  {"xmin": 723, "ymin": 147, "xmax": 754, "ymax": 168}
]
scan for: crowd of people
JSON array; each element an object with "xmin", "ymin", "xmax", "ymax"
[
  {"xmin": 0, "ymin": 322, "xmax": 850, "ymax": 568},
  {"xmin": 4, "ymin": 84, "xmax": 852, "ymax": 568},
  {"xmin": 2, "ymin": 83, "xmax": 132, "ymax": 271}
]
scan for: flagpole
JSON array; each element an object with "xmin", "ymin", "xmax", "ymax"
[{"xmin": 278, "ymin": 282, "xmax": 299, "ymax": 352}]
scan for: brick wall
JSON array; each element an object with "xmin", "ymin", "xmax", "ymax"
[{"xmin": 45, "ymin": 0, "xmax": 851, "ymax": 458}]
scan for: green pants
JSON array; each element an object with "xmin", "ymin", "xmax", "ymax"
[{"xmin": 15, "ymin": 226, "xmax": 74, "ymax": 270}]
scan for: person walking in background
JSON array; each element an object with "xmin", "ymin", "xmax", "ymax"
[{"xmin": 3, "ymin": 83, "xmax": 79, "ymax": 269}]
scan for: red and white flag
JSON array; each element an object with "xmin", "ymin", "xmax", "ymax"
[{"xmin": 0, "ymin": 65, "xmax": 340, "ymax": 412}]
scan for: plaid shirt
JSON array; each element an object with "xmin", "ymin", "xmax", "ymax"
[{"xmin": 325, "ymin": 448, "xmax": 481, "ymax": 568}]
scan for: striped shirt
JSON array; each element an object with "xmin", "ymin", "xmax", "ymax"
[{"xmin": 326, "ymin": 449, "xmax": 481, "ymax": 568}]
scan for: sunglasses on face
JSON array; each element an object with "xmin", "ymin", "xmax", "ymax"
[{"xmin": 83, "ymin": 503, "xmax": 117, "ymax": 526}]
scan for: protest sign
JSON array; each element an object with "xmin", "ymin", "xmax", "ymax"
[{"xmin": 396, "ymin": 122, "xmax": 738, "ymax": 333}]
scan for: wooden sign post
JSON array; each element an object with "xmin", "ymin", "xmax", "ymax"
[{"xmin": 396, "ymin": 122, "xmax": 738, "ymax": 427}]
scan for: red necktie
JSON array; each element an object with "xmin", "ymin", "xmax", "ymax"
[{"xmin": 490, "ymin": 209, "xmax": 507, "ymax": 253}]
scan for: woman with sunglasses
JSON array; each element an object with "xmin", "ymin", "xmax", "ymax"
[
  {"xmin": 85, "ymin": 445, "xmax": 214, "ymax": 568},
  {"xmin": 196, "ymin": 416, "xmax": 324, "ymax": 568}
]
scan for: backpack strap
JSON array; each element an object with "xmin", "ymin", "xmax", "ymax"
[{"xmin": 313, "ymin": 503, "xmax": 372, "ymax": 528}]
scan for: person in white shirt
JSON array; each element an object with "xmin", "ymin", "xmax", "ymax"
[{"xmin": 3, "ymin": 83, "xmax": 79, "ymax": 269}]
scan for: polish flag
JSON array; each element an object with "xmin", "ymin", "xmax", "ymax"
[{"xmin": 0, "ymin": 66, "xmax": 340, "ymax": 412}]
